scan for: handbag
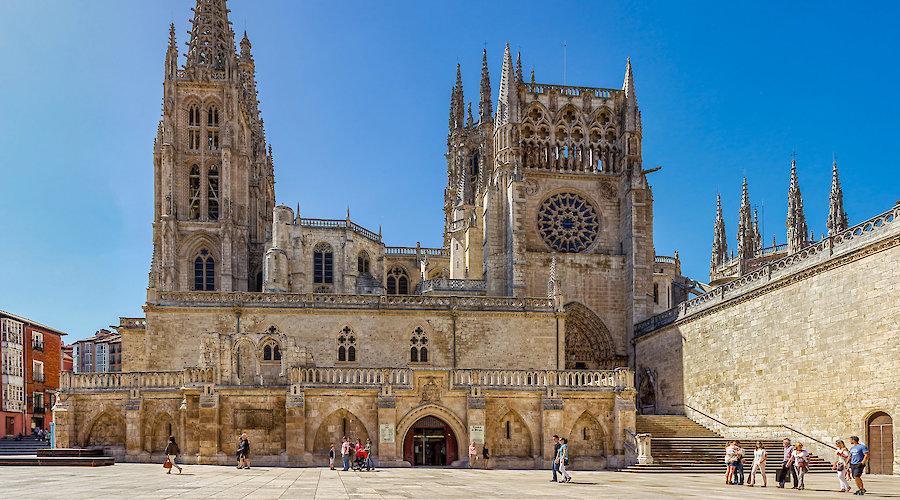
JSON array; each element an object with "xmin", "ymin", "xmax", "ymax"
[{"xmin": 163, "ymin": 458, "xmax": 173, "ymax": 469}]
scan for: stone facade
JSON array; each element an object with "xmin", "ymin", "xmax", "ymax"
[
  {"xmin": 52, "ymin": 0, "xmax": 663, "ymax": 468},
  {"xmin": 635, "ymin": 202, "xmax": 900, "ymax": 473}
]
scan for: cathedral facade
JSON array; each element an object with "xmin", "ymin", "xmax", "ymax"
[{"xmin": 51, "ymin": 0, "xmax": 691, "ymax": 469}]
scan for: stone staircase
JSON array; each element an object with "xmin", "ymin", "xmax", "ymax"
[
  {"xmin": 0, "ymin": 437, "xmax": 50, "ymax": 456},
  {"xmin": 624, "ymin": 415, "xmax": 833, "ymax": 473}
]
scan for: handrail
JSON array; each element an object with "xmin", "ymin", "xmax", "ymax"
[
  {"xmin": 679, "ymin": 403, "xmax": 836, "ymax": 451},
  {"xmin": 298, "ymin": 218, "xmax": 382, "ymax": 242}
]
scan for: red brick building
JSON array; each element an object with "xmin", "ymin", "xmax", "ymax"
[{"xmin": 1, "ymin": 311, "xmax": 67, "ymax": 436}]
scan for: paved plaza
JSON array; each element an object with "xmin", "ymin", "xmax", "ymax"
[{"xmin": 2, "ymin": 464, "xmax": 898, "ymax": 499}]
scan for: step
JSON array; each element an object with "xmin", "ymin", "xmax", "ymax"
[{"xmin": 0, "ymin": 455, "xmax": 115, "ymax": 467}]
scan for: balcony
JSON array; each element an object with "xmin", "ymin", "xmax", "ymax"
[
  {"xmin": 32, "ymin": 406, "xmax": 45, "ymax": 414},
  {"xmin": 33, "ymin": 373, "xmax": 45, "ymax": 383},
  {"xmin": 32, "ymin": 342, "xmax": 44, "ymax": 351}
]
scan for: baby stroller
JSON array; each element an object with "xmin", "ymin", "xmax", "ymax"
[{"xmin": 351, "ymin": 449, "xmax": 369, "ymax": 471}]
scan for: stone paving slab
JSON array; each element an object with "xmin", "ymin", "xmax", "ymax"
[{"xmin": 0, "ymin": 463, "xmax": 897, "ymax": 499}]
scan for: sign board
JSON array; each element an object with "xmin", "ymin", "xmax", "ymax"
[
  {"xmin": 469, "ymin": 424, "xmax": 485, "ymax": 443},
  {"xmin": 379, "ymin": 423, "xmax": 395, "ymax": 443}
]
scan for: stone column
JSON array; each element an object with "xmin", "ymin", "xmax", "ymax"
[
  {"xmin": 466, "ymin": 388, "xmax": 486, "ymax": 467},
  {"xmin": 376, "ymin": 385, "xmax": 401, "ymax": 466},
  {"xmin": 198, "ymin": 384, "xmax": 220, "ymax": 464},
  {"xmin": 285, "ymin": 384, "xmax": 306, "ymax": 465},
  {"xmin": 125, "ymin": 389, "xmax": 144, "ymax": 460},
  {"xmin": 540, "ymin": 388, "xmax": 564, "ymax": 469}
]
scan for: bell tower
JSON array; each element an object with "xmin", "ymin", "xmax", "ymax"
[{"xmin": 149, "ymin": 0, "xmax": 275, "ymax": 295}]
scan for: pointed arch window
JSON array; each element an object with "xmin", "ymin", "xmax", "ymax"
[
  {"xmin": 409, "ymin": 326, "xmax": 428, "ymax": 363},
  {"xmin": 261, "ymin": 340, "xmax": 281, "ymax": 362},
  {"xmin": 313, "ymin": 243, "xmax": 334, "ymax": 284},
  {"xmin": 207, "ymin": 165, "xmax": 219, "ymax": 221},
  {"xmin": 193, "ymin": 249, "xmax": 215, "ymax": 291},
  {"xmin": 189, "ymin": 165, "xmax": 201, "ymax": 220},
  {"xmin": 206, "ymin": 105, "xmax": 220, "ymax": 151},
  {"xmin": 188, "ymin": 105, "xmax": 201, "ymax": 150},
  {"xmin": 386, "ymin": 267, "xmax": 409, "ymax": 295},
  {"xmin": 357, "ymin": 251, "xmax": 371, "ymax": 275},
  {"xmin": 337, "ymin": 326, "xmax": 357, "ymax": 363}
]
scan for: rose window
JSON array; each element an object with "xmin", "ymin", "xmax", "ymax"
[{"xmin": 537, "ymin": 193, "xmax": 599, "ymax": 252}]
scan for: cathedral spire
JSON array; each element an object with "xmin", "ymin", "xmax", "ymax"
[
  {"xmin": 623, "ymin": 57, "xmax": 637, "ymax": 104},
  {"xmin": 165, "ymin": 23, "xmax": 178, "ymax": 80},
  {"xmin": 497, "ymin": 42, "xmax": 519, "ymax": 124},
  {"xmin": 786, "ymin": 158, "xmax": 809, "ymax": 253},
  {"xmin": 710, "ymin": 193, "xmax": 728, "ymax": 273},
  {"xmin": 479, "ymin": 48, "xmax": 493, "ymax": 123},
  {"xmin": 826, "ymin": 158, "xmax": 849, "ymax": 235},
  {"xmin": 466, "ymin": 102, "xmax": 474, "ymax": 128},
  {"xmin": 515, "ymin": 50, "xmax": 523, "ymax": 83},
  {"xmin": 240, "ymin": 30, "xmax": 252, "ymax": 61},
  {"xmin": 185, "ymin": 0, "xmax": 236, "ymax": 76},
  {"xmin": 737, "ymin": 178, "xmax": 756, "ymax": 263},
  {"xmin": 449, "ymin": 64, "xmax": 465, "ymax": 130},
  {"xmin": 753, "ymin": 208, "xmax": 762, "ymax": 251},
  {"xmin": 623, "ymin": 57, "xmax": 641, "ymax": 133}
]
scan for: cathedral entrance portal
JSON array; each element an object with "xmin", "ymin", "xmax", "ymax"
[{"xmin": 402, "ymin": 416, "xmax": 458, "ymax": 466}]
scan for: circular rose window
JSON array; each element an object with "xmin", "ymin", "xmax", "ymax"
[{"xmin": 537, "ymin": 193, "xmax": 599, "ymax": 252}]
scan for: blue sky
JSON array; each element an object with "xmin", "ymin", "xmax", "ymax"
[{"xmin": 1, "ymin": 1, "xmax": 897, "ymax": 341}]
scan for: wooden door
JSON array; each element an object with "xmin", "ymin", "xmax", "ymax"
[{"xmin": 868, "ymin": 412, "xmax": 894, "ymax": 475}]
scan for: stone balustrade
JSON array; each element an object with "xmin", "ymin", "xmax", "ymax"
[
  {"xmin": 637, "ymin": 202, "xmax": 900, "ymax": 336},
  {"xmin": 150, "ymin": 291, "xmax": 555, "ymax": 312},
  {"xmin": 298, "ymin": 218, "xmax": 382, "ymax": 242},
  {"xmin": 60, "ymin": 366, "xmax": 632, "ymax": 392},
  {"xmin": 524, "ymin": 82, "xmax": 618, "ymax": 99},
  {"xmin": 288, "ymin": 367, "xmax": 413, "ymax": 387},
  {"xmin": 452, "ymin": 368, "xmax": 633, "ymax": 391},
  {"xmin": 416, "ymin": 278, "xmax": 487, "ymax": 295},
  {"xmin": 60, "ymin": 367, "xmax": 214, "ymax": 391}
]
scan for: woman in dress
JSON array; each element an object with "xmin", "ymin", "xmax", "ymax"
[
  {"xmin": 834, "ymin": 439, "xmax": 851, "ymax": 492},
  {"xmin": 747, "ymin": 441, "xmax": 767, "ymax": 487}
]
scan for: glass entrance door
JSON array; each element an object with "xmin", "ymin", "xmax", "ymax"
[{"xmin": 412, "ymin": 427, "xmax": 448, "ymax": 466}]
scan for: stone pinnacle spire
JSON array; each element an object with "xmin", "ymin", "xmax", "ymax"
[
  {"xmin": 710, "ymin": 193, "xmax": 728, "ymax": 272},
  {"xmin": 623, "ymin": 57, "xmax": 637, "ymax": 104},
  {"xmin": 466, "ymin": 102, "xmax": 474, "ymax": 128},
  {"xmin": 737, "ymin": 178, "xmax": 756, "ymax": 262},
  {"xmin": 497, "ymin": 42, "xmax": 519, "ymax": 124},
  {"xmin": 165, "ymin": 23, "xmax": 178, "ymax": 80},
  {"xmin": 826, "ymin": 158, "xmax": 849, "ymax": 235},
  {"xmin": 515, "ymin": 50, "xmax": 523, "ymax": 83},
  {"xmin": 240, "ymin": 30, "xmax": 252, "ymax": 60},
  {"xmin": 623, "ymin": 57, "xmax": 641, "ymax": 135},
  {"xmin": 185, "ymin": 0, "xmax": 236, "ymax": 74},
  {"xmin": 479, "ymin": 48, "xmax": 493, "ymax": 122},
  {"xmin": 450, "ymin": 64, "xmax": 465, "ymax": 130},
  {"xmin": 786, "ymin": 158, "xmax": 809, "ymax": 253},
  {"xmin": 753, "ymin": 208, "xmax": 762, "ymax": 251}
]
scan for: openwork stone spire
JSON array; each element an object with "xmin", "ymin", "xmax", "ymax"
[
  {"xmin": 710, "ymin": 193, "xmax": 728, "ymax": 272},
  {"xmin": 515, "ymin": 50, "xmax": 523, "ymax": 83},
  {"xmin": 479, "ymin": 48, "xmax": 493, "ymax": 122},
  {"xmin": 185, "ymin": 0, "xmax": 236, "ymax": 75},
  {"xmin": 737, "ymin": 178, "xmax": 756, "ymax": 262},
  {"xmin": 496, "ymin": 42, "xmax": 519, "ymax": 125},
  {"xmin": 449, "ymin": 64, "xmax": 465, "ymax": 130},
  {"xmin": 165, "ymin": 23, "xmax": 178, "ymax": 80},
  {"xmin": 826, "ymin": 159, "xmax": 849, "ymax": 235},
  {"xmin": 786, "ymin": 158, "xmax": 809, "ymax": 253}
]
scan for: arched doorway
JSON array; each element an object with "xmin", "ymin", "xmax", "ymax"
[
  {"xmin": 564, "ymin": 302, "xmax": 623, "ymax": 369},
  {"xmin": 403, "ymin": 416, "xmax": 458, "ymax": 466},
  {"xmin": 867, "ymin": 411, "xmax": 894, "ymax": 475}
]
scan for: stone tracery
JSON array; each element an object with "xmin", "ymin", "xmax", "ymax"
[{"xmin": 538, "ymin": 193, "xmax": 599, "ymax": 253}]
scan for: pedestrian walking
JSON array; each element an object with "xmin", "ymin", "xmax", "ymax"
[
  {"xmin": 341, "ymin": 436, "xmax": 351, "ymax": 471},
  {"xmin": 791, "ymin": 442, "xmax": 810, "ymax": 490},
  {"xmin": 776, "ymin": 438, "xmax": 798, "ymax": 488},
  {"xmin": 834, "ymin": 439, "xmax": 851, "ymax": 492},
  {"xmin": 724, "ymin": 440, "xmax": 738, "ymax": 485},
  {"xmin": 481, "ymin": 443, "xmax": 490, "ymax": 469},
  {"xmin": 747, "ymin": 441, "xmax": 767, "ymax": 487},
  {"xmin": 556, "ymin": 437, "xmax": 572, "ymax": 483},
  {"xmin": 164, "ymin": 436, "xmax": 183, "ymax": 474},
  {"xmin": 364, "ymin": 439, "xmax": 375, "ymax": 471},
  {"xmin": 237, "ymin": 433, "xmax": 251, "ymax": 469},
  {"xmin": 733, "ymin": 441, "xmax": 745, "ymax": 485},
  {"xmin": 329, "ymin": 444, "xmax": 336, "ymax": 470},
  {"xmin": 550, "ymin": 434, "xmax": 561, "ymax": 482},
  {"xmin": 848, "ymin": 435, "xmax": 869, "ymax": 495},
  {"xmin": 468, "ymin": 441, "xmax": 478, "ymax": 468}
]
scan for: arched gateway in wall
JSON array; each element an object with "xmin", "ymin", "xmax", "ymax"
[{"xmin": 402, "ymin": 415, "xmax": 459, "ymax": 466}]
